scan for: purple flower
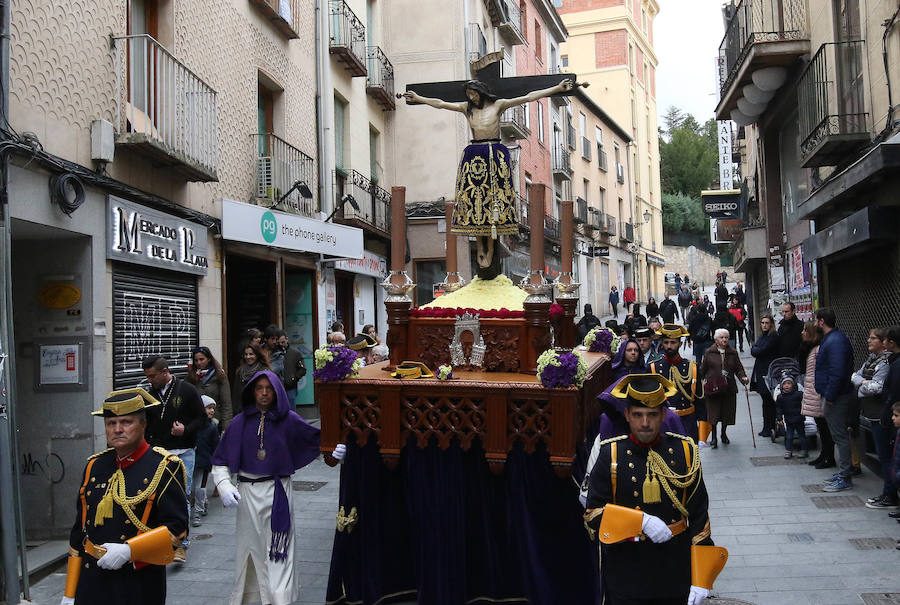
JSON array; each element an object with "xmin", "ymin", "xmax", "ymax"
[
  {"xmin": 314, "ymin": 346, "xmax": 360, "ymax": 382},
  {"xmin": 589, "ymin": 329, "xmax": 614, "ymax": 353},
  {"xmin": 539, "ymin": 350, "xmax": 581, "ymax": 389}
]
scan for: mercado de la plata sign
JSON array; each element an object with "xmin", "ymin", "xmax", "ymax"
[{"xmin": 107, "ymin": 196, "xmax": 209, "ymax": 276}]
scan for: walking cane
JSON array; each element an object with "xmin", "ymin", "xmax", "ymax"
[{"xmin": 743, "ymin": 384, "xmax": 757, "ymax": 448}]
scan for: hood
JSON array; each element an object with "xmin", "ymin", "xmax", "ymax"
[
  {"xmin": 241, "ymin": 370, "xmax": 291, "ymax": 420},
  {"xmin": 611, "ymin": 338, "xmax": 647, "ymax": 372}
]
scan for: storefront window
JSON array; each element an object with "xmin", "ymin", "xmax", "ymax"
[
  {"xmin": 415, "ymin": 260, "xmax": 446, "ymax": 307},
  {"xmin": 284, "ymin": 267, "xmax": 315, "ymax": 407}
]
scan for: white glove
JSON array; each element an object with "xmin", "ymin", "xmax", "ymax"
[
  {"xmin": 333, "ymin": 443, "xmax": 347, "ymax": 461},
  {"xmin": 697, "ymin": 440, "xmax": 709, "ymax": 450},
  {"xmin": 60, "ymin": 597, "xmax": 75, "ymax": 605},
  {"xmin": 687, "ymin": 585, "xmax": 709, "ymax": 605},
  {"xmin": 219, "ymin": 481, "xmax": 241, "ymax": 508},
  {"xmin": 96, "ymin": 542, "xmax": 131, "ymax": 570},
  {"xmin": 641, "ymin": 513, "xmax": 673, "ymax": 543}
]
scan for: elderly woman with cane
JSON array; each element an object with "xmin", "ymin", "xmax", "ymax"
[{"xmin": 699, "ymin": 328, "xmax": 750, "ymax": 448}]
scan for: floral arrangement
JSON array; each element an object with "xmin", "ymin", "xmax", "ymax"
[
  {"xmin": 437, "ymin": 364, "xmax": 453, "ymax": 380},
  {"xmin": 419, "ymin": 275, "xmax": 527, "ymax": 311},
  {"xmin": 536, "ymin": 348, "xmax": 588, "ymax": 389},
  {"xmin": 583, "ymin": 327, "xmax": 620, "ymax": 354},
  {"xmin": 313, "ymin": 345, "xmax": 362, "ymax": 382},
  {"xmin": 410, "ymin": 306, "xmax": 524, "ymax": 319}
]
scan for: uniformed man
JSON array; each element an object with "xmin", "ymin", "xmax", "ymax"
[
  {"xmin": 650, "ymin": 324, "xmax": 703, "ymax": 442},
  {"xmin": 634, "ymin": 326, "xmax": 663, "ymax": 366},
  {"xmin": 61, "ymin": 388, "xmax": 188, "ymax": 605},
  {"xmin": 583, "ymin": 374, "xmax": 726, "ymax": 605}
]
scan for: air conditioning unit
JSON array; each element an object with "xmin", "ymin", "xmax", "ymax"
[{"xmin": 257, "ymin": 157, "xmax": 274, "ymax": 200}]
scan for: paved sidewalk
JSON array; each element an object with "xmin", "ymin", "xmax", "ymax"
[{"xmin": 28, "ymin": 346, "xmax": 900, "ymax": 605}]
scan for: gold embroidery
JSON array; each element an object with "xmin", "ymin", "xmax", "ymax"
[{"xmin": 336, "ymin": 506, "xmax": 359, "ymax": 534}]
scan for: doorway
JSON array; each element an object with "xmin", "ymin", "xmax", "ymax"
[
  {"xmin": 225, "ymin": 255, "xmax": 276, "ymax": 372},
  {"xmin": 334, "ymin": 270, "xmax": 355, "ymax": 336}
]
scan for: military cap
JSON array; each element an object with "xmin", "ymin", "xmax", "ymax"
[
  {"xmin": 92, "ymin": 388, "xmax": 160, "ymax": 417},
  {"xmin": 610, "ymin": 374, "xmax": 677, "ymax": 408},
  {"xmin": 633, "ymin": 326, "xmax": 654, "ymax": 339},
  {"xmin": 391, "ymin": 361, "xmax": 435, "ymax": 379},
  {"xmin": 346, "ymin": 335, "xmax": 375, "ymax": 351},
  {"xmin": 657, "ymin": 323, "xmax": 690, "ymax": 338}
]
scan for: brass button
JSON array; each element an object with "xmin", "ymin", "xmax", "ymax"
[
  {"xmin": 631, "ymin": 476, "xmax": 637, "ymax": 483},
  {"xmin": 125, "ymin": 520, "xmax": 131, "ymax": 525},
  {"xmin": 633, "ymin": 491, "xmax": 639, "ymax": 497},
  {"xmin": 84, "ymin": 562, "xmax": 89, "ymax": 568},
  {"xmin": 626, "ymin": 450, "xmax": 632, "ymax": 455},
  {"xmin": 90, "ymin": 477, "xmax": 95, "ymax": 482},
  {"xmin": 628, "ymin": 462, "xmax": 634, "ymax": 469},
  {"xmin": 668, "ymin": 448, "xmax": 674, "ymax": 454},
  {"xmin": 86, "ymin": 491, "xmax": 92, "ymax": 496},
  {"xmin": 120, "ymin": 535, "xmax": 126, "ymax": 540},
  {"xmin": 143, "ymin": 478, "xmax": 149, "ymax": 485},
  {"xmin": 670, "ymin": 460, "xmax": 676, "ymax": 466},
  {"xmin": 635, "ymin": 505, "xmax": 641, "ymax": 510}
]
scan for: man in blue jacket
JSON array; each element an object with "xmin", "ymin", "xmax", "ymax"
[{"xmin": 815, "ymin": 308, "xmax": 856, "ymax": 492}]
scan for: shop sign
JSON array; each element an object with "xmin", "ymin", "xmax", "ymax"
[
  {"xmin": 107, "ymin": 196, "xmax": 209, "ymax": 275},
  {"xmin": 334, "ymin": 250, "xmax": 388, "ymax": 278},
  {"xmin": 221, "ymin": 199, "xmax": 363, "ymax": 258},
  {"xmin": 591, "ymin": 246, "xmax": 610, "ymax": 257},
  {"xmin": 709, "ymin": 218, "xmax": 743, "ymax": 244},
  {"xmin": 646, "ymin": 253, "xmax": 665, "ymax": 266},
  {"xmin": 701, "ymin": 190, "xmax": 741, "ymax": 218}
]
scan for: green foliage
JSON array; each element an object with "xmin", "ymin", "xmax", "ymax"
[
  {"xmin": 662, "ymin": 192, "xmax": 707, "ymax": 236},
  {"xmin": 659, "ymin": 105, "xmax": 718, "ymax": 199}
]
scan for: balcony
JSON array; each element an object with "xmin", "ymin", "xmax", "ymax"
[
  {"xmin": 253, "ymin": 133, "xmax": 317, "ymax": 217},
  {"xmin": 366, "ymin": 46, "xmax": 395, "ymax": 110},
  {"xmin": 598, "ymin": 147, "xmax": 608, "ymax": 171},
  {"xmin": 516, "ymin": 194, "xmax": 529, "ymax": 231},
  {"xmin": 468, "ymin": 22, "xmax": 488, "ymax": 63},
  {"xmin": 732, "ymin": 225, "xmax": 767, "ymax": 272},
  {"xmin": 543, "ymin": 214, "xmax": 561, "ymax": 242},
  {"xmin": 567, "ymin": 123, "xmax": 577, "ymax": 150},
  {"xmin": 601, "ymin": 214, "xmax": 617, "ymax": 236},
  {"xmin": 581, "ymin": 137, "xmax": 592, "ymax": 161},
  {"xmin": 329, "ymin": 0, "xmax": 367, "ymax": 77},
  {"xmin": 587, "ymin": 208, "xmax": 601, "ymax": 230},
  {"xmin": 500, "ymin": 104, "xmax": 530, "ymax": 140},
  {"xmin": 574, "ymin": 198, "xmax": 588, "ymax": 224},
  {"xmin": 333, "ymin": 169, "xmax": 391, "ymax": 237},
  {"xmin": 620, "ymin": 222, "xmax": 634, "ymax": 243},
  {"xmin": 551, "ymin": 146, "xmax": 572, "ymax": 180},
  {"xmin": 714, "ymin": 0, "xmax": 809, "ymax": 120},
  {"xmin": 249, "ymin": 0, "xmax": 301, "ymax": 39},
  {"xmin": 112, "ymin": 35, "xmax": 218, "ymax": 182},
  {"xmin": 495, "ymin": 0, "xmax": 526, "ymax": 45},
  {"xmin": 798, "ymin": 41, "xmax": 869, "ymax": 168}
]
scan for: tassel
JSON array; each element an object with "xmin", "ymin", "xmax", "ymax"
[
  {"xmin": 642, "ymin": 469, "xmax": 661, "ymax": 504},
  {"xmin": 491, "ymin": 223, "xmax": 497, "ymax": 239},
  {"xmin": 94, "ymin": 470, "xmax": 122, "ymax": 526}
]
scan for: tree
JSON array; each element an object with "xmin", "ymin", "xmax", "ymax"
[
  {"xmin": 659, "ymin": 107, "xmax": 718, "ymax": 199},
  {"xmin": 662, "ymin": 192, "xmax": 708, "ymax": 236}
]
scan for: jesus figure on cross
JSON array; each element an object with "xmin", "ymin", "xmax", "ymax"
[{"xmin": 403, "ymin": 77, "xmax": 574, "ymax": 277}]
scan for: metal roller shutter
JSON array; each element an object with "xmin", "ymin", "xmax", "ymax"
[{"xmin": 113, "ymin": 268, "xmax": 199, "ymax": 389}]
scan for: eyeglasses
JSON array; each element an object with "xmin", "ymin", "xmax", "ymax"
[{"xmin": 867, "ymin": 336, "xmax": 883, "ymax": 340}]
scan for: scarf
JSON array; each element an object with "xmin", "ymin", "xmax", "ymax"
[
  {"xmin": 237, "ymin": 362, "xmax": 264, "ymax": 387},
  {"xmin": 862, "ymin": 351, "xmax": 890, "ymax": 380}
]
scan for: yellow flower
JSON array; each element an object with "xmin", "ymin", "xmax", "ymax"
[{"xmin": 421, "ymin": 274, "xmax": 527, "ymax": 311}]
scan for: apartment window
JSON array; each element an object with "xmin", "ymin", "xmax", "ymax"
[
  {"xmin": 614, "ymin": 143, "xmax": 620, "ymax": 165},
  {"xmin": 643, "ymin": 61, "xmax": 649, "ymax": 88},
  {"xmin": 369, "ymin": 126, "xmax": 380, "ymax": 184},
  {"xmin": 595, "ymin": 126, "xmax": 603, "ymax": 146},
  {"xmin": 257, "ymin": 76, "xmax": 283, "ymax": 153},
  {"xmin": 631, "ymin": 97, "xmax": 637, "ymax": 128},
  {"xmin": 520, "ymin": 1, "xmax": 527, "ymax": 36},
  {"xmin": 366, "ymin": 0, "xmax": 377, "ymax": 46},
  {"xmin": 523, "ymin": 102, "xmax": 531, "ymax": 130},
  {"xmin": 618, "ymin": 197, "xmax": 624, "ymax": 223},
  {"xmin": 534, "ymin": 21, "xmax": 542, "ymax": 61},
  {"xmin": 537, "ymin": 101, "xmax": 544, "ymax": 143},
  {"xmin": 334, "ymin": 95, "xmax": 347, "ymax": 170},
  {"xmin": 579, "ymin": 113, "xmax": 586, "ymax": 138},
  {"xmin": 583, "ymin": 179, "xmax": 590, "ymax": 201},
  {"xmin": 628, "ymin": 44, "xmax": 633, "ymax": 74},
  {"xmin": 562, "ymin": 55, "xmax": 568, "ymax": 68},
  {"xmin": 598, "ymin": 185, "xmax": 606, "ymax": 212}
]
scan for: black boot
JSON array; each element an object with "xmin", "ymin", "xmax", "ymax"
[{"xmin": 721, "ymin": 428, "xmax": 730, "ymax": 445}]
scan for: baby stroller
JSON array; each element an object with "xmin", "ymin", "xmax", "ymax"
[{"xmin": 763, "ymin": 357, "xmax": 817, "ymax": 446}]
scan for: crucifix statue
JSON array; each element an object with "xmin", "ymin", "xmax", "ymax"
[{"xmin": 401, "ymin": 52, "xmax": 582, "ymax": 279}]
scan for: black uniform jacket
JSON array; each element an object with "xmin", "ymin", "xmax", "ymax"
[
  {"xmin": 68, "ymin": 443, "xmax": 187, "ymax": 605},
  {"xmin": 585, "ymin": 432, "xmax": 712, "ymax": 600}
]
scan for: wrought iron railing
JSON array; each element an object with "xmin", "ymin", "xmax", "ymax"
[
  {"xmin": 366, "ymin": 46, "xmax": 395, "ymax": 99},
  {"xmin": 329, "ymin": 0, "xmax": 367, "ymax": 68},
  {"xmin": 798, "ymin": 40, "xmax": 868, "ymax": 163},
  {"xmin": 249, "ymin": 0, "xmax": 303, "ymax": 38},
  {"xmin": 112, "ymin": 34, "xmax": 218, "ymax": 175},
  {"xmin": 544, "ymin": 213, "xmax": 561, "ymax": 241},
  {"xmin": 567, "ymin": 123, "xmax": 577, "ymax": 150},
  {"xmin": 517, "ymin": 194, "xmax": 529, "ymax": 230},
  {"xmin": 575, "ymin": 198, "xmax": 588, "ymax": 224},
  {"xmin": 621, "ymin": 222, "xmax": 634, "ymax": 242},
  {"xmin": 336, "ymin": 169, "xmax": 390, "ymax": 233},
  {"xmin": 717, "ymin": 0, "xmax": 808, "ymax": 96},
  {"xmin": 253, "ymin": 133, "xmax": 317, "ymax": 217},
  {"xmin": 499, "ymin": 0, "xmax": 524, "ymax": 40},
  {"xmin": 552, "ymin": 146, "xmax": 571, "ymax": 175},
  {"xmin": 500, "ymin": 104, "xmax": 529, "ymax": 135}
]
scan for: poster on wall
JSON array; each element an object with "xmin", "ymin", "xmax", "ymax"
[
  {"xmin": 787, "ymin": 245, "xmax": 813, "ymax": 321},
  {"xmin": 284, "ymin": 271, "xmax": 315, "ymax": 408}
]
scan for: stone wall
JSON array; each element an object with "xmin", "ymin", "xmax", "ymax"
[{"xmin": 662, "ymin": 245, "xmax": 743, "ymax": 288}]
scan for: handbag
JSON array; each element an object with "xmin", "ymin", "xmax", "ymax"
[{"xmin": 704, "ymin": 350, "xmax": 729, "ymax": 396}]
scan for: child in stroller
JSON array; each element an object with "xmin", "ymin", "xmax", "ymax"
[
  {"xmin": 773, "ymin": 374, "xmax": 807, "ymax": 458},
  {"xmin": 764, "ymin": 357, "xmax": 817, "ymax": 447}
]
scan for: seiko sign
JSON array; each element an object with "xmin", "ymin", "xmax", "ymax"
[
  {"xmin": 107, "ymin": 196, "xmax": 209, "ymax": 275},
  {"xmin": 701, "ymin": 190, "xmax": 741, "ymax": 218}
]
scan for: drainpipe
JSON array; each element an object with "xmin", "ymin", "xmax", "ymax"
[
  {"xmin": 625, "ymin": 141, "xmax": 637, "ymax": 298},
  {"xmin": 0, "ymin": 0, "xmax": 28, "ymax": 601},
  {"xmin": 316, "ymin": 0, "xmax": 335, "ymax": 218}
]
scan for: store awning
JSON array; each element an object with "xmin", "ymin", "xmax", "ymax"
[{"xmin": 802, "ymin": 206, "xmax": 897, "ymax": 262}]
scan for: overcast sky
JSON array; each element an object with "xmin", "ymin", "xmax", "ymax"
[{"xmin": 655, "ymin": 0, "xmax": 727, "ymax": 126}]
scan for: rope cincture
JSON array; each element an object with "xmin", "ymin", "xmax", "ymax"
[
  {"xmin": 94, "ymin": 454, "xmax": 180, "ymax": 532},
  {"xmin": 645, "ymin": 440, "xmax": 702, "ymax": 518}
]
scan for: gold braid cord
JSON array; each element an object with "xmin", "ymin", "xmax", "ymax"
[
  {"xmin": 668, "ymin": 363, "xmax": 696, "ymax": 402},
  {"xmin": 646, "ymin": 440, "xmax": 702, "ymax": 518},
  {"xmin": 94, "ymin": 453, "xmax": 184, "ymax": 532}
]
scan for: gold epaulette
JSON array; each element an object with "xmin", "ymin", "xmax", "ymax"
[
  {"xmin": 598, "ymin": 434, "xmax": 629, "ymax": 449},
  {"xmin": 86, "ymin": 447, "xmax": 114, "ymax": 461},
  {"xmin": 665, "ymin": 432, "xmax": 699, "ymax": 448}
]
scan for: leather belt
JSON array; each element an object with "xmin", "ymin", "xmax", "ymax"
[
  {"xmin": 83, "ymin": 538, "xmax": 108, "ymax": 560},
  {"xmin": 673, "ymin": 405, "xmax": 695, "ymax": 417},
  {"xmin": 667, "ymin": 517, "xmax": 687, "ymax": 536}
]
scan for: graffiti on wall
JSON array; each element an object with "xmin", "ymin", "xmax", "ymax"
[{"xmin": 21, "ymin": 451, "xmax": 65, "ymax": 484}]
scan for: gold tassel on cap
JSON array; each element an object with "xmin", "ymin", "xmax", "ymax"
[
  {"xmin": 642, "ymin": 466, "xmax": 661, "ymax": 504},
  {"xmin": 94, "ymin": 469, "xmax": 123, "ymax": 526}
]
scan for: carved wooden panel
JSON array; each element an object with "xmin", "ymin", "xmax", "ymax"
[
  {"xmin": 481, "ymin": 327, "xmax": 521, "ymax": 372},
  {"xmin": 402, "ymin": 395, "xmax": 486, "ymax": 451},
  {"xmin": 341, "ymin": 393, "xmax": 381, "ymax": 445},
  {"xmin": 409, "ymin": 324, "xmax": 455, "ymax": 369},
  {"xmin": 507, "ymin": 398, "xmax": 552, "ymax": 454}
]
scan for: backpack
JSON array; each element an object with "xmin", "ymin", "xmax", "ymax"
[
  {"xmin": 678, "ymin": 289, "xmax": 691, "ymax": 306},
  {"xmin": 693, "ymin": 317, "xmax": 712, "ymax": 342}
]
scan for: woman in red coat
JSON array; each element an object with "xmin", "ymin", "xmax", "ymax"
[{"xmin": 623, "ymin": 285, "xmax": 636, "ymax": 313}]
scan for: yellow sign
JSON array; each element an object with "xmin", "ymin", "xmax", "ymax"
[{"xmin": 38, "ymin": 283, "xmax": 82, "ymax": 309}]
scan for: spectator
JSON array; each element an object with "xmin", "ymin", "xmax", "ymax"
[
  {"xmin": 750, "ymin": 315, "xmax": 779, "ymax": 438},
  {"xmin": 734, "ymin": 282, "xmax": 747, "ymax": 308},
  {"xmin": 659, "ymin": 293, "xmax": 677, "ymax": 324},
  {"xmin": 714, "ymin": 281, "xmax": 728, "ymax": 309},
  {"xmin": 192, "ymin": 396, "xmax": 220, "ymax": 526},
  {"xmin": 188, "ymin": 346, "xmax": 234, "ymax": 430},
  {"xmin": 576, "ymin": 304, "xmax": 602, "ymax": 344},
  {"xmin": 645, "ymin": 297, "xmax": 659, "ymax": 320},
  {"xmin": 608, "ymin": 286, "xmax": 620, "ymax": 318},
  {"xmin": 244, "ymin": 328, "xmax": 263, "ymax": 349},
  {"xmin": 728, "ymin": 299, "xmax": 748, "ymax": 352},
  {"xmin": 623, "ymin": 303, "xmax": 647, "ymax": 335},
  {"xmin": 328, "ymin": 331, "xmax": 347, "ymax": 345},
  {"xmin": 233, "ymin": 342, "xmax": 271, "ymax": 408},
  {"xmin": 688, "ymin": 304, "xmax": 713, "ymax": 366},
  {"xmin": 851, "ymin": 328, "xmax": 890, "ymax": 487},
  {"xmin": 887, "ymin": 402, "xmax": 900, "ymax": 518},
  {"xmin": 330, "ymin": 320, "xmax": 344, "ymax": 334},
  {"xmin": 702, "ymin": 295, "xmax": 714, "ymax": 316},
  {"xmin": 815, "ymin": 308, "xmax": 855, "ymax": 492},
  {"xmin": 623, "ymin": 285, "xmax": 636, "ymax": 313},
  {"xmin": 674, "ymin": 272, "xmax": 682, "ymax": 294},
  {"xmin": 713, "ymin": 304, "xmax": 739, "ymax": 350},
  {"xmin": 361, "ymin": 324, "xmax": 381, "ymax": 345},
  {"xmin": 677, "ymin": 287, "xmax": 692, "ymax": 322},
  {"xmin": 870, "ymin": 326, "xmax": 900, "ymax": 508},
  {"xmin": 648, "ymin": 318, "xmax": 663, "ymax": 355},
  {"xmin": 776, "ymin": 302, "xmax": 804, "ymax": 361},
  {"xmin": 371, "ymin": 344, "xmax": 390, "ymax": 362},
  {"xmin": 278, "ymin": 331, "xmax": 307, "ymax": 406},
  {"xmin": 775, "ymin": 375, "xmax": 807, "ymax": 459},
  {"xmin": 264, "ymin": 325, "xmax": 286, "ymax": 382},
  {"xmin": 800, "ymin": 321, "xmax": 833, "ymax": 469},
  {"xmin": 699, "ymin": 328, "xmax": 749, "ymax": 448}
]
